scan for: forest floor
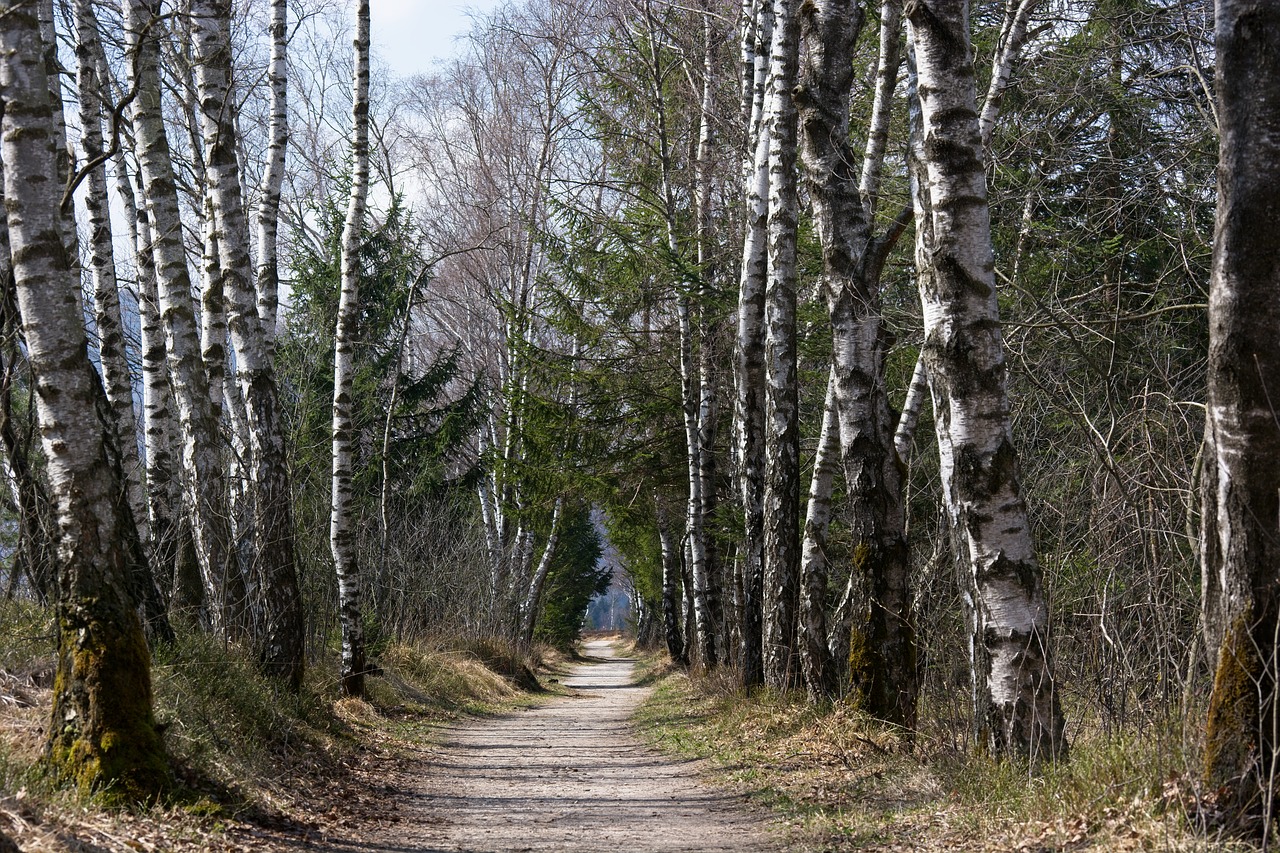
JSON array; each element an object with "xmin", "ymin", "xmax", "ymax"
[
  {"xmin": 324, "ymin": 638, "xmax": 781, "ymax": 852},
  {"xmin": 0, "ymin": 636, "xmax": 787, "ymax": 852},
  {"xmin": 0, "ymin": 632, "xmax": 1263, "ymax": 851},
  {"xmin": 631, "ymin": 662, "xmax": 1253, "ymax": 852}
]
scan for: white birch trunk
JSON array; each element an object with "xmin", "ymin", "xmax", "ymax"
[
  {"xmin": 656, "ymin": 497, "xmax": 686, "ymax": 665},
  {"xmin": 72, "ymin": 0, "xmax": 149, "ymax": 547},
  {"xmin": 92, "ymin": 50, "xmax": 180, "ymax": 573},
  {"xmin": 978, "ymin": 0, "xmax": 1040, "ymax": 149},
  {"xmin": 897, "ymin": 0, "xmax": 1027, "ymax": 718},
  {"xmin": 124, "ymin": 0, "xmax": 243, "ymax": 636},
  {"xmin": 198, "ymin": 192, "xmax": 227, "ymax": 426},
  {"xmin": 36, "ymin": 0, "xmax": 79, "ymax": 264},
  {"xmin": 740, "ymin": 0, "xmax": 774, "ymax": 177},
  {"xmin": 0, "ymin": 185, "xmax": 56, "ymax": 603},
  {"xmin": 477, "ymin": 423, "xmax": 505, "ymax": 620},
  {"xmin": 797, "ymin": 0, "xmax": 915, "ymax": 722},
  {"xmin": 0, "ymin": 0, "xmax": 167, "ymax": 794},
  {"xmin": 122, "ymin": 160, "xmax": 196, "ymax": 613},
  {"xmin": 695, "ymin": 2, "xmax": 723, "ymax": 664},
  {"xmin": 256, "ymin": 0, "xmax": 288, "ymax": 341},
  {"xmin": 519, "ymin": 497, "xmax": 564, "ymax": 648},
  {"xmin": 799, "ymin": 370, "xmax": 839, "ymax": 699},
  {"xmin": 893, "ymin": 355, "xmax": 929, "ymax": 460},
  {"xmin": 761, "ymin": 0, "xmax": 802, "ymax": 690},
  {"xmin": 733, "ymin": 0, "xmax": 773, "ymax": 688},
  {"xmin": 906, "ymin": 0, "xmax": 1064, "ymax": 758},
  {"xmin": 678, "ymin": 288, "xmax": 715, "ymax": 667},
  {"xmin": 190, "ymin": 0, "xmax": 304, "ymax": 688},
  {"xmin": 640, "ymin": 0, "xmax": 717, "ymax": 668},
  {"xmin": 332, "ymin": 0, "xmax": 371, "ymax": 697},
  {"xmin": 858, "ymin": 0, "xmax": 902, "ymax": 220},
  {"xmin": 507, "ymin": 521, "xmax": 537, "ymax": 625}
]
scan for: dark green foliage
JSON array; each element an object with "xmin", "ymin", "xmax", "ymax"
[
  {"xmin": 534, "ymin": 503, "xmax": 609, "ymax": 650},
  {"xmin": 279, "ymin": 189, "xmax": 486, "ymax": 641},
  {"xmin": 283, "ymin": 194, "xmax": 483, "ymax": 502},
  {"xmin": 599, "ymin": 501, "xmax": 662, "ymax": 636}
]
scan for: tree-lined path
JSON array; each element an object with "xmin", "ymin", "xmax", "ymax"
[{"xmin": 356, "ymin": 640, "xmax": 777, "ymax": 852}]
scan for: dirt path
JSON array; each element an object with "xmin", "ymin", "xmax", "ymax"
[{"xmin": 346, "ymin": 639, "xmax": 779, "ymax": 852}]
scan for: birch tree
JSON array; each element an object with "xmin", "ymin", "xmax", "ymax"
[
  {"xmin": 760, "ymin": 0, "xmax": 802, "ymax": 689},
  {"xmin": 656, "ymin": 498, "xmax": 687, "ymax": 664},
  {"xmin": 257, "ymin": 0, "xmax": 289, "ymax": 341},
  {"xmin": 119, "ymin": 155, "xmax": 195, "ymax": 613},
  {"xmin": 906, "ymin": 0, "xmax": 1065, "ymax": 758},
  {"xmin": 795, "ymin": 0, "xmax": 914, "ymax": 717},
  {"xmin": 85, "ymin": 36, "xmax": 189, "ymax": 604},
  {"xmin": 411, "ymin": 0, "xmax": 588, "ymax": 641},
  {"xmin": 798, "ymin": 370, "xmax": 840, "ymax": 698},
  {"xmin": 734, "ymin": 0, "xmax": 773, "ymax": 687},
  {"xmin": 124, "ymin": 0, "xmax": 244, "ymax": 635},
  {"xmin": 189, "ymin": 0, "xmax": 304, "ymax": 687},
  {"xmin": 0, "ymin": 0, "xmax": 168, "ymax": 797},
  {"xmin": 632, "ymin": 0, "xmax": 718, "ymax": 668},
  {"xmin": 72, "ymin": 0, "xmax": 149, "ymax": 550},
  {"xmin": 332, "ymin": 0, "xmax": 371, "ymax": 697},
  {"xmin": 693, "ymin": 0, "xmax": 724, "ymax": 671},
  {"xmin": 518, "ymin": 496, "xmax": 564, "ymax": 647},
  {"xmin": 1200, "ymin": 0, "xmax": 1280, "ymax": 831},
  {"xmin": 0, "ymin": 190, "xmax": 56, "ymax": 604}
]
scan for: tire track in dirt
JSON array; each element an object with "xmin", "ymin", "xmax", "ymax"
[{"xmin": 346, "ymin": 639, "xmax": 779, "ymax": 852}]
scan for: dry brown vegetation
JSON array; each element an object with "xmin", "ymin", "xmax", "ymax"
[
  {"xmin": 0, "ymin": 602, "xmax": 565, "ymax": 852},
  {"xmin": 632, "ymin": 661, "xmax": 1262, "ymax": 852}
]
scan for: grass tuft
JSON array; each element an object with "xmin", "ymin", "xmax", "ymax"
[
  {"xmin": 634, "ymin": 665, "xmax": 1255, "ymax": 851},
  {"xmin": 0, "ymin": 605, "xmax": 553, "ymax": 851}
]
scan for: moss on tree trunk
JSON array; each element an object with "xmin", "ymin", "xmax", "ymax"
[
  {"xmin": 48, "ymin": 605, "xmax": 170, "ymax": 801},
  {"xmin": 1203, "ymin": 609, "xmax": 1276, "ymax": 832},
  {"xmin": 1, "ymin": 0, "xmax": 170, "ymax": 803}
]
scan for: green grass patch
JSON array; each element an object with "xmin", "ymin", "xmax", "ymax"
[{"xmin": 151, "ymin": 628, "xmax": 348, "ymax": 810}]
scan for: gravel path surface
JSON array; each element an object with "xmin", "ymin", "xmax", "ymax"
[{"xmin": 349, "ymin": 639, "xmax": 779, "ymax": 852}]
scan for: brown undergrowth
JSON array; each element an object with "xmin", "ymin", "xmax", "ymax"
[
  {"xmin": 632, "ymin": 658, "xmax": 1259, "ymax": 852},
  {"xmin": 0, "ymin": 601, "xmax": 563, "ymax": 852}
]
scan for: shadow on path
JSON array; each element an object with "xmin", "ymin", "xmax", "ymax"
[{"xmin": 315, "ymin": 639, "xmax": 779, "ymax": 853}]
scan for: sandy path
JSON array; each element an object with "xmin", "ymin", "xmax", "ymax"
[{"xmin": 349, "ymin": 639, "xmax": 778, "ymax": 852}]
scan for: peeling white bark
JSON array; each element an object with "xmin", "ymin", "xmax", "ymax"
[
  {"xmin": 124, "ymin": 0, "xmax": 242, "ymax": 636},
  {"xmin": 332, "ymin": 0, "xmax": 371, "ymax": 697},
  {"xmin": 519, "ymin": 497, "xmax": 563, "ymax": 647},
  {"xmin": 799, "ymin": 370, "xmax": 838, "ymax": 698},
  {"xmin": 906, "ymin": 0, "xmax": 1064, "ymax": 758},
  {"xmin": 256, "ymin": 0, "xmax": 288, "ymax": 341},
  {"xmin": 2, "ymin": 0, "xmax": 167, "ymax": 790},
  {"xmin": 73, "ymin": 0, "xmax": 149, "ymax": 547},
  {"xmin": 761, "ymin": 0, "xmax": 802, "ymax": 690},
  {"xmin": 797, "ymin": 0, "xmax": 914, "ymax": 720},
  {"xmin": 734, "ymin": 0, "xmax": 772, "ymax": 685},
  {"xmin": 190, "ymin": 0, "xmax": 304, "ymax": 688}
]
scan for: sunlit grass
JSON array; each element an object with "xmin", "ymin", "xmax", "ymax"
[
  {"xmin": 0, "ymin": 604, "xmax": 556, "ymax": 850},
  {"xmin": 633, "ymin": 666, "xmax": 1257, "ymax": 851}
]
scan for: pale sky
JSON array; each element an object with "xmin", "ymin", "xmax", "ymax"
[{"xmin": 370, "ymin": 0, "xmax": 504, "ymax": 78}]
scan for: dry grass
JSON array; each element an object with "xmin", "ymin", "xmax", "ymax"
[
  {"xmin": 377, "ymin": 643, "xmax": 517, "ymax": 705},
  {"xmin": 633, "ymin": 667, "xmax": 1259, "ymax": 852},
  {"xmin": 0, "ymin": 602, "xmax": 555, "ymax": 852}
]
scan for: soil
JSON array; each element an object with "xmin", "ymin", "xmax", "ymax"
[
  {"xmin": 1, "ymin": 641, "xmax": 783, "ymax": 852},
  {"xmin": 325, "ymin": 638, "xmax": 781, "ymax": 852}
]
